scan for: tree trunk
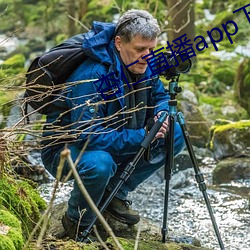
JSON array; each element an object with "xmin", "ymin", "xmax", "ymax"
[
  {"xmin": 78, "ymin": 0, "xmax": 88, "ymax": 20},
  {"xmin": 167, "ymin": 0, "xmax": 195, "ymax": 44},
  {"xmin": 67, "ymin": 0, "xmax": 76, "ymax": 36}
]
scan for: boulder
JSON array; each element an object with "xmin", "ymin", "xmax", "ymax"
[
  {"xmin": 179, "ymin": 100, "xmax": 211, "ymax": 148},
  {"xmin": 213, "ymin": 157, "xmax": 250, "ymax": 184},
  {"xmin": 209, "ymin": 120, "xmax": 250, "ymax": 160},
  {"xmin": 42, "ymin": 201, "xmax": 211, "ymax": 250}
]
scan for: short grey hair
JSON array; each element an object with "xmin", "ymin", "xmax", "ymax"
[{"xmin": 115, "ymin": 9, "xmax": 160, "ymax": 43}]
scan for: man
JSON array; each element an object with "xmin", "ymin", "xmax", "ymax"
[{"xmin": 41, "ymin": 9, "xmax": 185, "ymax": 241}]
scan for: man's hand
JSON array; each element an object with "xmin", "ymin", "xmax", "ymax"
[{"xmin": 154, "ymin": 111, "xmax": 169, "ymax": 139}]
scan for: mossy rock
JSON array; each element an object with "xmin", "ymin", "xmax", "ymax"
[
  {"xmin": 29, "ymin": 237, "xmax": 211, "ymax": 250},
  {"xmin": 209, "ymin": 120, "xmax": 250, "ymax": 160},
  {"xmin": 0, "ymin": 174, "xmax": 47, "ymax": 239},
  {"xmin": 0, "ymin": 209, "xmax": 24, "ymax": 250},
  {"xmin": 44, "ymin": 202, "xmax": 211, "ymax": 250},
  {"xmin": 106, "ymin": 237, "xmax": 210, "ymax": 250}
]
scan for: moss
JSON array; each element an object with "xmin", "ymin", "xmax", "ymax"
[
  {"xmin": 199, "ymin": 95, "xmax": 224, "ymax": 107},
  {"xmin": 1, "ymin": 54, "xmax": 25, "ymax": 69},
  {"xmin": 106, "ymin": 237, "xmax": 209, "ymax": 250},
  {"xmin": 0, "ymin": 209, "xmax": 24, "ymax": 249},
  {"xmin": 209, "ymin": 120, "xmax": 250, "ymax": 151},
  {"xmin": 0, "ymin": 235, "xmax": 16, "ymax": 250},
  {"xmin": 213, "ymin": 120, "xmax": 250, "ymax": 133},
  {"xmin": 199, "ymin": 91, "xmax": 248, "ymax": 122},
  {"xmin": 7, "ymin": 228, "xmax": 24, "ymax": 249},
  {"xmin": 0, "ymin": 209, "xmax": 21, "ymax": 229},
  {"xmin": 0, "ymin": 54, "xmax": 26, "ymax": 86},
  {"xmin": 0, "ymin": 174, "xmax": 47, "ymax": 239},
  {"xmin": 29, "ymin": 239, "xmax": 98, "ymax": 250},
  {"xmin": 213, "ymin": 67, "xmax": 235, "ymax": 86}
]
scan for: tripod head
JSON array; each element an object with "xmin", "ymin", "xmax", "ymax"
[{"xmin": 168, "ymin": 76, "xmax": 182, "ymax": 99}]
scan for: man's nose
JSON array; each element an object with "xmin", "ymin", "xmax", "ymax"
[{"xmin": 141, "ymin": 49, "xmax": 151, "ymax": 60}]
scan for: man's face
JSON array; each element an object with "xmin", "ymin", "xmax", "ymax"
[{"xmin": 115, "ymin": 35, "xmax": 157, "ymax": 74}]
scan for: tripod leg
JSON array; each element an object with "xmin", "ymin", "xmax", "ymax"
[
  {"xmin": 81, "ymin": 112, "xmax": 168, "ymax": 241},
  {"xmin": 177, "ymin": 112, "xmax": 225, "ymax": 250},
  {"xmin": 162, "ymin": 114, "xmax": 175, "ymax": 243}
]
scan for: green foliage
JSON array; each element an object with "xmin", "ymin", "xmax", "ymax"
[
  {"xmin": 1, "ymin": 54, "xmax": 25, "ymax": 69},
  {"xmin": 1, "ymin": 54, "xmax": 23, "ymax": 68},
  {"xmin": 0, "ymin": 54, "xmax": 26, "ymax": 86},
  {"xmin": 199, "ymin": 95, "xmax": 224, "ymax": 107},
  {"xmin": 187, "ymin": 52, "xmax": 239, "ymax": 95},
  {"xmin": 195, "ymin": 0, "xmax": 250, "ymax": 52},
  {"xmin": 213, "ymin": 67, "xmax": 235, "ymax": 86}
]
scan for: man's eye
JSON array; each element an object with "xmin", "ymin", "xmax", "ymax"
[{"xmin": 136, "ymin": 48, "xmax": 144, "ymax": 52}]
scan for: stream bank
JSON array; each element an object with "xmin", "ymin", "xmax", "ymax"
[{"xmin": 38, "ymin": 153, "xmax": 250, "ymax": 250}]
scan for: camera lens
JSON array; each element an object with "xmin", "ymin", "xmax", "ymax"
[{"xmin": 169, "ymin": 54, "xmax": 192, "ymax": 74}]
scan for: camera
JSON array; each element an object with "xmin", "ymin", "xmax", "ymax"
[{"xmin": 158, "ymin": 52, "xmax": 192, "ymax": 79}]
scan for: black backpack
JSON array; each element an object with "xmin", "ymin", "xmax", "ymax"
[{"xmin": 24, "ymin": 34, "xmax": 86, "ymax": 115}]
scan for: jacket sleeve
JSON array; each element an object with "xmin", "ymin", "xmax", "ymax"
[
  {"xmin": 150, "ymin": 77, "xmax": 170, "ymax": 115},
  {"xmin": 65, "ymin": 61, "xmax": 146, "ymax": 156}
]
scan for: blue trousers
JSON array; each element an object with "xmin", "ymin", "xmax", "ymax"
[{"xmin": 41, "ymin": 123, "xmax": 185, "ymax": 226}]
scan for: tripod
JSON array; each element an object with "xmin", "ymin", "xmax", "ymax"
[
  {"xmin": 161, "ymin": 77, "xmax": 225, "ymax": 249},
  {"xmin": 81, "ymin": 110, "xmax": 168, "ymax": 241},
  {"xmin": 82, "ymin": 77, "xmax": 225, "ymax": 250}
]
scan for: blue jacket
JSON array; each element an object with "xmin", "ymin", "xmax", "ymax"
[{"xmin": 44, "ymin": 21, "xmax": 170, "ymax": 156}]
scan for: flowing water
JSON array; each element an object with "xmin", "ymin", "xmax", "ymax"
[{"xmin": 38, "ymin": 156, "xmax": 250, "ymax": 250}]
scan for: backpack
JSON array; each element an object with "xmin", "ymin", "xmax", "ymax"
[{"xmin": 24, "ymin": 34, "xmax": 86, "ymax": 115}]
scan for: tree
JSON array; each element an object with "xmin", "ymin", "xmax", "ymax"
[{"xmin": 166, "ymin": 0, "xmax": 195, "ymax": 44}]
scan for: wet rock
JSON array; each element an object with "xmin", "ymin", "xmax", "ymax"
[
  {"xmin": 170, "ymin": 168, "xmax": 193, "ymax": 189},
  {"xmin": 45, "ymin": 202, "xmax": 210, "ymax": 250},
  {"xmin": 213, "ymin": 157, "xmax": 250, "ymax": 184},
  {"xmin": 12, "ymin": 150, "xmax": 51, "ymax": 183},
  {"xmin": 179, "ymin": 100, "xmax": 211, "ymax": 148}
]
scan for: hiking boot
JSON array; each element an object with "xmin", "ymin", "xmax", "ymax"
[
  {"xmin": 105, "ymin": 196, "xmax": 140, "ymax": 225},
  {"xmin": 61, "ymin": 213, "xmax": 97, "ymax": 243}
]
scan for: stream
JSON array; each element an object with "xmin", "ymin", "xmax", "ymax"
[{"xmin": 38, "ymin": 155, "xmax": 250, "ymax": 250}]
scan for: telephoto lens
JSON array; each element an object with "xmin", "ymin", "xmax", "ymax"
[{"xmin": 158, "ymin": 52, "xmax": 192, "ymax": 79}]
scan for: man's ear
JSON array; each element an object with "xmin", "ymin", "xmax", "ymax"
[{"xmin": 115, "ymin": 36, "xmax": 122, "ymax": 51}]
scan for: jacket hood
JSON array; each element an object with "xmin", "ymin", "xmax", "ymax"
[{"xmin": 82, "ymin": 21, "xmax": 116, "ymax": 65}]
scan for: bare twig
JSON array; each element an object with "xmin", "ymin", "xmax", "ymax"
[
  {"xmin": 93, "ymin": 225, "xmax": 110, "ymax": 250},
  {"xmin": 134, "ymin": 220, "xmax": 142, "ymax": 250},
  {"xmin": 61, "ymin": 148, "xmax": 124, "ymax": 250},
  {"xmin": 68, "ymin": 14, "xmax": 90, "ymax": 31}
]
